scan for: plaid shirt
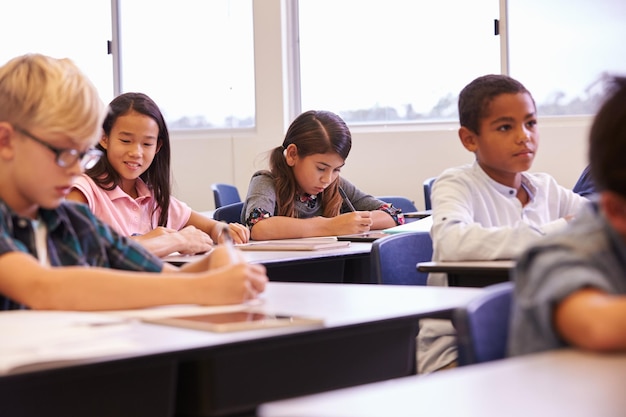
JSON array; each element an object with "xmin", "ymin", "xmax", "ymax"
[{"xmin": 0, "ymin": 200, "xmax": 163, "ymax": 310}]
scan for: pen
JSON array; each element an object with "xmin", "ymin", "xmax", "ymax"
[
  {"xmin": 338, "ymin": 186, "xmax": 356, "ymax": 212},
  {"xmin": 218, "ymin": 224, "xmax": 234, "ymax": 246},
  {"xmin": 217, "ymin": 223, "xmax": 240, "ymax": 263}
]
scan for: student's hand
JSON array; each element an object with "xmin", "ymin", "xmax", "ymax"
[
  {"xmin": 199, "ymin": 245, "xmax": 268, "ymax": 303},
  {"xmin": 331, "ymin": 211, "xmax": 374, "ymax": 235},
  {"xmin": 198, "ymin": 261, "xmax": 268, "ymax": 304},
  {"xmin": 225, "ymin": 222, "xmax": 250, "ymax": 244},
  {"xmin": 208, "ymin": 243, "xmax": 246, "ymax": 268},
  {"xmin": 564, "ymin": 214, "xmax": 576, "ymax": 222},
  {"xmin": 131, "ymin": 226, "xmax": 214, "ymax": 258},
  {"xmin": 141, "ymin": 226, "xmax": 178, "ymax": 237},
  {"xmin": 174, "ymin": 244, "xmax": 242, "ymax": 273},
  {"xmin": 176, "ymin": 225, "xmax": 215, "ymax": 255}
]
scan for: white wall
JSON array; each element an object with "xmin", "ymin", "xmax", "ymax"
[{"xmin": 169, "ymin": 0, "xmax": 591, "ymax": 212}]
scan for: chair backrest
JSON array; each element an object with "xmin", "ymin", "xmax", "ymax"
[
  {"xmin": 376, "ymin": 196, "xmax": 418, "ymax": 213},
  {"xmin": 211, "ymin": 183, "xmax": 242, "ymax": 208},
  {"xmin": 454, "ymin": 281, "xmax": 514, "ymax": 366},
  {"xmin": 423, "ymin": 177, "xmax": 437, "ymax": 210},
  {"xmin": 572, "ymin": 165, "xmax": 595, "ymax": 197},
  {"xmin": 213, "ymin": 201, "xmax": 244, "ymax": 224},
  {"xmin": 370, "ymin": 231, "xmax": 433, "ymax": 285}
]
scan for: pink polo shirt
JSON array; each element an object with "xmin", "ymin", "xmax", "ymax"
[{"xmin": 72, "ymin": 175, "xmax": 192, "ymax": 236}]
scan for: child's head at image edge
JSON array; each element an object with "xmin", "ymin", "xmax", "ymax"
[
  {"xmin": 0, "ymin": 54, "xmax": 105, "ymax": 215},
  {"xmin": 0, "ymin": 53, "xmax": 105, "ymax": 149},
  {"xmin": 589, "ymin": 76, "xmax": 626, "ymax": 199}
]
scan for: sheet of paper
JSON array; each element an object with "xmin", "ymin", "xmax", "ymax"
[
  {"xmin": 383, "ymin": 215, "xmax": 433, "ymax": 234},
  {"xmin": 0, "ymin": 310, "xmax": 141, "ymax": 374}
]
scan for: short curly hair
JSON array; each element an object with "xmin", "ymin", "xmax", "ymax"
[{"xmin": 458, "ymin": 74, "xmax": 535, "ymax": 134}]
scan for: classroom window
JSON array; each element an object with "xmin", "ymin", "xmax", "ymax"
[
  {"xmin": 296, "ymin": 0, "xmax": 501, "ymax": 125},
  {"xmin": 118, "ymin": 0, "xmax": 256, "ymax": 129},
  {"xmin": 507, "ymin": 0, "xmax": 626, "ymax": 116},
  {"xmin": 0, "ymin": 0, "xmax": 113, "ymax": 104},
  {"xmin": 5, "ymin": 1, "xmax": 625, "ymax": 132}
]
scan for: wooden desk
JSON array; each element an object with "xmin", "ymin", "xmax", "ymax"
[
  {"xmin": 258, "ymin": 349, "xmax": 626, "ymax": 417},
  {"xmin": 166, "ymin": 242, "xmax": 374, "ymax": 284},
  {"xmin": 0, "ymin": 283, "xmax": 482, "ymax": 417},
  {"xmin": 417, "ymin": 260, "xmax": 515, "ymax": 287}
]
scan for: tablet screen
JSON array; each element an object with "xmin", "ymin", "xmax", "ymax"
[
  {"xmin": 174, "ymin": 311, "xmax": 292, "ymax": 324},
  {"xmin": 145, "ymin": 310, "xmax": 324, "ymax": 332}
]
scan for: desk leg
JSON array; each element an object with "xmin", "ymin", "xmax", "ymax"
[{"xmin": 343, "ymin": 254, "xmax": 373, "ymax": 284}]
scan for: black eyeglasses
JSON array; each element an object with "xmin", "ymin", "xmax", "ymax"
[{"xmin": 16, "ymin": 127, "xmax": 103, "ymax": 170}]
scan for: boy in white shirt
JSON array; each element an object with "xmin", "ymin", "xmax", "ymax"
[{"xmin": 418, "ymin": 74, "xmax": 587, "ymax": 373}]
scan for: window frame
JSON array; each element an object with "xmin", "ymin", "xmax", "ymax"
[{"xmin": 106, "ymin": 0, "xmax": 592, "ymax": 136}]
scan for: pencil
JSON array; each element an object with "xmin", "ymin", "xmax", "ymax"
[{"xmin": 338, "ymin": 186, "xmax": 356, "ymax": 212}]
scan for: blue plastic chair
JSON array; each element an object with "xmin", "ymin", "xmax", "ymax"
[
  {"xmin": 376, "ymin": 196, "xmax": 418, "ymax": 213},
  {"xmin": 454, "ymin": 281, "xmax": 514, "ymax": 366},
  {"xmin": 423, "ymin": 177, "xmax": 437, "ymax": 210},
  {"xmin": 572, "ymin": 165, "xmax": 596, "ymax": 197},
  {"xmin": 370, "ymin": 231, "xmax": 433, "ymax": 285},
  {"xmin": 213, "ymin": 201, "xmax": 244, "ymax": 224},
  {"xmin": 211, "ymin": 183, "xmax": 242, "ymax": 208}
]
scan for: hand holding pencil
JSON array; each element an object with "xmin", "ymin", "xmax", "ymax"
[
  {"xmin": 333, "ymin": 186, "xmax": 372, "ymax": 234},
  {"xmin": 338, "ymin": 186, "xmax": 357, "ymax": 212}
]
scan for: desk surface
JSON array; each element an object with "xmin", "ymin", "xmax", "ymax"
[
  {"xmin": 163, "ymin": 241, "xmax": 372, "ymax": 265},
  {"xmin": 0, "ymin": 283, "xmax": 483, "ymax": 417},
  {"xmin": 164, "ymin": 242, "xmax": 374, "ymax": 284},
  {"xmin": 1, "ymin": 283, "xmax": 482, "ymax": 368},
  {"xmin": 242, "ymin": 242, "xmax": 372, "ymax": 264},
  {"xmin": 259, "ymin": 349, "xmax": 626, "ymax": 417}
]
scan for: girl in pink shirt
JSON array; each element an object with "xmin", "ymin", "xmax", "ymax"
[{"xmin": 68, "ymin": 92, "xmax": 249, "ymax": 257}]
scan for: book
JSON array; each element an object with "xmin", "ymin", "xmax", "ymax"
[{"xmin": 237, "ymin": 238, "xmax": 350, "ymax": 251}]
